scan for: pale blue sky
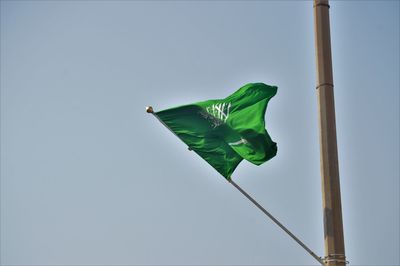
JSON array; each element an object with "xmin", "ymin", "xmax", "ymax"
[{"xmin": 1, "ymin": 1, "xmax": 399, "ymax": 265}]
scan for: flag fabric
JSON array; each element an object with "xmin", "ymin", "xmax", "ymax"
[{"xmin": 156, "ymin": 83, "xmax": 277, "ymax": 179}]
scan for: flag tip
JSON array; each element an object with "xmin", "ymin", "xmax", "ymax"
[{"xmin": 146, "ymin": 106, "xmax": 154, "ymax": 113}]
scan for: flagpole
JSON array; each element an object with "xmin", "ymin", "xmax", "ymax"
[
  {"xmin": 229, "ymin": 179, "xmax": 324, "ymax": 265},
  {"xmin": 147, "ymin": 106, "xmax": 324, "ymax": 264},
  {"xmin": 313, "ymin": 1, "xmax": 347, "ymax": 265}
]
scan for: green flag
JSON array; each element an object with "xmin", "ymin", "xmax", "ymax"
[{"xmin": 156, "ymin": 83, "xmax": 277, "ymax": 179}]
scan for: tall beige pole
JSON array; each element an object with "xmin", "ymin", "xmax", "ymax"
[{"xmin": 313, "ymin": 1, "xmax": 346, "ymax": 265}]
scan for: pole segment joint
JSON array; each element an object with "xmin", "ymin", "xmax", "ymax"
[
  {"xmin": 323, "ymin": 254, "xmax": 349, "ymax": 265},
  {"xmin": 316, "ymin": 83, "xmax": 334, "ymax": 90}
]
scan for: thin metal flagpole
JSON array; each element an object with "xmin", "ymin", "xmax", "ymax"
[
  {"xmin": 147, "ymin": 105, "xmax": 325, "ymax": 265},
  {"xmin": 229, "ymin": 179, "xmax": 325, "ymax": 265}
]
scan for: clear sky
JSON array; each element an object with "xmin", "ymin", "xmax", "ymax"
[{"xmin": 1, "ymin": 1, "xmax": 399, "ymax": 265}]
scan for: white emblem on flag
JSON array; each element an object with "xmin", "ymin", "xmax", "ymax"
[
  {"xmin": 206, "ymin": 102, "xmax": 231, "ymax": 123},
  {"xmin": 228, "ymin": 138, "xmax": 248, "ymax": 146}
]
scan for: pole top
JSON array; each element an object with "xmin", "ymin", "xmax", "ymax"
[
  {"xmin": 314, "ymin": 0, "xmax": 330, "ymax": 8},
  {"xmin": 146, "ymin": 106, "xmax": 154, "ymax": 113}
]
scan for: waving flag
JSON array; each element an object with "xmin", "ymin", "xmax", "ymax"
[{"xmin": 155, "ymin": 83, "xmax": 277, "ymax": 179}]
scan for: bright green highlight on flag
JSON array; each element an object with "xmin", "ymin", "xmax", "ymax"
[{"xmin": 156, "ymin": 83, "xmax": 277, "ymax": 179}]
